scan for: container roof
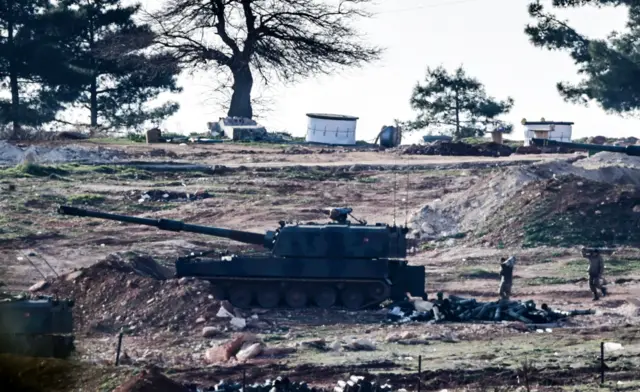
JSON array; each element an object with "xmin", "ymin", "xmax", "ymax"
[
  {"xmin": 306, "ymin": 113, "xmax": 359, "ymax": 121},
  {"xmin": 524, "ymin": 121, "xmax": 574, "ymax": 125}
]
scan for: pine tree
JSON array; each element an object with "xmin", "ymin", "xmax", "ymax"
[
  {"xmin": 0, "ymin": 0, "xmax": 69, "ymax": 138},
  {"xmin": 37, "ymin": 0, "xmax": 181, "ymax": 130},
  {"xmin": 525, "ymin": 1, "xmax": 640, "ymax": 113},
  {"xmin": 408, "ymin": 66, "xmax": 514, "ymax": 139}
]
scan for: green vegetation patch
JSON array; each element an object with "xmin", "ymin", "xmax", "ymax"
[
  {"xmin": 67, "ymin": 194, "xmax": 106, "ymax": 206},
  {"xmin": 566, "ymin": 257, "xmax": 640, "ymax": 276},
  {"xmin": 459, "ymin": 267, "xmax": 500, "ymax": 280},
  {"xmin": 0, "ymin": 163, "xmax": 153, "ymax": 180}
]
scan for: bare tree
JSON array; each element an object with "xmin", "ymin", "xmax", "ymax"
[{"xmin": 146, "ymin": 0, "xmax": 381, "ymax": 118}]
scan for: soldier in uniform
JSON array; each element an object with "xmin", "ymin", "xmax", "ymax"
[
  {"xmin": 582, "ymin": 247, "xmax": 608, "ymax": 300},
  {"xmin": 499, "ymin": 256, "xmax": 516, "ymax": 300}
]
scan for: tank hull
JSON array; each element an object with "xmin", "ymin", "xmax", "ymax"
[
  {"xmin": 0, "ymin": 297, "xmax": 75, "ymax": 359},
  {"xmin": 175, "ymin": 256, "xmax": 425, "ymax": 309}
]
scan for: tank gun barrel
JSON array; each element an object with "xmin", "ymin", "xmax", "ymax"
[
  {"xmin": 531, "ymin": 138, "xmax": 640, "ymax": 156},
  {"xmin": 57, "ymin": 205, "xmax": 269, "ymax": 247}
]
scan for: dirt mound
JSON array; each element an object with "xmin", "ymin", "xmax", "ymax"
[
  {"xmin": 42, "ymin": 252, "xmax": 220, "ymax": 334},
  {"xmin": 0, "ymin": 141, "xmax": 126, "ymax": 165},
  {"xmin": 483, "ymin": 175, "xmax": 640, "ymax": 247},
  {"xmin": 114, "ymin": 367, "xmax": 187, "ymax": 392},
  {"xmin": 409, "ymin": 155, "xmax": 640, "ymax": 246},
  {"xmin": 400, "ymin": 141, "xmax": 512, "ymax": 157},
  {"xmin": 575, "ymin": 151, "xmax": 640, "ymax": 170}
]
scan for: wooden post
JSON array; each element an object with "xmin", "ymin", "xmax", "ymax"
[
  {"xmin": 600, "ymin": 341, "xmax": 605, "ymax": 384},
  {"xmin": 115, "ymin": 332, "xmax": 124, "ymax": 366},
  {"xmin": 491, "ymin": 131, "xmax": 503, "ymax": 144},
  {"xmin": 417, "ymin": 355, "xmax": 422, "ymax": 392}
]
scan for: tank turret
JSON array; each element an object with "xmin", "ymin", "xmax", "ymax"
[
  {"xmin": 531, "ymin": 138, "xmax": 640, "ymax": 156},
  {"xmin": 57, "ymin": 205, "xmax": 425, "ymax": 310}
]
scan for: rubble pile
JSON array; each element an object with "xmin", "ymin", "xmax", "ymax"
[
  {"xmin": 184, "ymin": 375, "xmax": 394, "ymax": 392},
  {"xmin": 400, "ymin": 141, "xmax": 512, "ymax": 157},
  {"xmin": 388, "ymin": 294, "xmax": 594, "ymax": 324},
  {"xmin": 114, "ymin": 366, "xmax": 188, "ymax": 392},
  {"xmin": 0, "ymin": 141, "xmax": 126, "ymax": 165},
  {"xmin": 40, "ymin": 253, "xmax": 222, "ymax": 334},
  {"xmin": 130, "ymin": 189, "xmax": 213, "ymax": 203}
]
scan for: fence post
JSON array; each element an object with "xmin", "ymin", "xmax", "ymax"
[
  {"xmin": 115, "ymin": 332, "xmax": 124, "ymax": 366},
  {"xmin": 600, "ymin": 341, "xmax": 605, "ymax": 384},
  {"xmin": 417, "ymin": 355, "xmax": 422, "ymax": 392}
]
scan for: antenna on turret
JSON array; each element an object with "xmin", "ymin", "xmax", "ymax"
[
  {"xmin": 392, "ymin": 169, "xmax": 397, "ymax": 226},
  {"xmin": 404, "ymin": 172, "xmax": 410, "ymax": 227}
]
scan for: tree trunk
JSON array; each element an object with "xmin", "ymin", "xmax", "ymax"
[
  {"xmin": 454, "ymin": 89, "xmax": 460, "ymax": 138},
  {"xmin": 90, "ymin": 78, "xmax": 98, "ymax": 127},
  {"xmin": 228, "ymin": 65, "xmax": 253, "ymax": 118},
  {"xmin": 89, "ymin": 15, "xmax": 98, "ymax": 128},
  {"xmin": 7, "ymin": 7, "xmax": 20, "ymax": 139}
]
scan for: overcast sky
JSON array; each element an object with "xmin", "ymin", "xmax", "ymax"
[{"xmin": 138, "ymin": 0, "xmax": 639, "ymax": 142}]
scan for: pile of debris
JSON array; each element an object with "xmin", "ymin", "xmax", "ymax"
[
  {"xmin": 114, "ymin": 366, "xmax": 188, "ymax": 392},
  {"xmin": 38, "ymin": 252, "xmax": 222, "ymax": 334},
  {"xmin": 400, "ymin": 141, "xmax": 512, "ymax": 157},
  {"xmin": 131, "ymin": 189, "xmax": 213, "ymax": 204},
  {"xmin": 114, "ymin": 367, "xmax": 395, "ymax": 392},
  {"xmin": 189, "ymin": 375, "xmax": 393, "ymax": 392},
  {"xmin": 388, "ymin": 294, "xmax": 594, "ymax": 324},
  {"xmin": 0, "ymin": 141, "xmax": 126, "ymax": 165}
]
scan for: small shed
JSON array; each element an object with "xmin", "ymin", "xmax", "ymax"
[
  {"xmin": 305, "ymin": 113, "xmax": 358, "ymax": 145},
  {"xmin": 522, "ymin": 119, "xmax": 574, "ymax": 146}
]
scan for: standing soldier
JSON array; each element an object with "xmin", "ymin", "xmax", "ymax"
[
  {"xmin": 499, "ymin": 256, "xmax": 516, "ymax": 300},
  {"xmin": 582, "ymin": 247, "xmax": 609, "ymax": 300}
]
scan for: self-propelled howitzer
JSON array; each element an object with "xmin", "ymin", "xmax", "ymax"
[{"xmin": 57, "ymin": 206, "xmax": 426, "ymax": 310}]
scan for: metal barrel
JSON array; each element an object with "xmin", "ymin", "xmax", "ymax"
[
  {"xmin": 531, "ymin": 138, "xmax": 640, "ymax": 156},
  {"xmin": 57, "ymin": 205, "xmax": 268, "ymax": 247}
]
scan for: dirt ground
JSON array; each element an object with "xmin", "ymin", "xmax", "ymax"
[{"xmin": 1, "ymin": 140, "xmax": 640, "ymax": 391}]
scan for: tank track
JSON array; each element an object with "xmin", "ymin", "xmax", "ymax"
[{"xmin": 208, "ymin": 278, "xmax": 392, "ymax": 310}]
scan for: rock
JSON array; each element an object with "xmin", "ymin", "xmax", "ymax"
[
  {"xmin": 195, "ymin": 317, "xmax": 206, "ymax": 324},
  {"xmin": 29, "ymin": 280, "xmax": 49, "ymax": 292},
  {"xmin": 230, "ymin": 317, "xmax": 246, "ymax": 330},
  {"xmin": 344, "ymin": 338, "xmax": 375, "ymax": 351},
  {"xmin": 217, "ymin": 301, "xmax": 235, "ymax": 318},
  {"xmin": 204, "ymin": 335, "xmax": 246, "ymax": 363},
  {"xmin": 604, "ymin": 342, "xmax": 623, "ymax": 352},
  {"xmin": 386, "ymin": 331, "xmax": 417, "ymax": 342},
  {"xmin": 236, "ymin": 342, "xmax": 263, "ymax": 361},
  {"xmin": 202, "ymin": 326, "xmax": 220, "ymax": 338},
  {"xmin": 64, "ymin": 270, "xmax": 84, "ymax": 282},
  {"xmin": 178, "ymin": 277, "xmax": 189, "ymax": 284},
  {"xmin": 329, "ymin": 340, "xmax": 341, "ymax": 351}
]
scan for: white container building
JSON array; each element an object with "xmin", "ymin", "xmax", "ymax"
[
  {"xmin": 305, "ymin": 113, "xmax": 358, "ymax": 145},
  {"xmin": 522, "ymin": 120, "xmax": 573, "ymax": 146}
]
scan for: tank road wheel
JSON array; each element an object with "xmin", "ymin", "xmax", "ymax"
[
  {"xmin": 285, "ymin": 286, "xmax": 308, "ymax": 308},
  {"xmin": 341, "ymin": 286, "xmax": 365, "ymax": 310},
  {"xmin": 313, "ymin": 285, "xmax": 337, "ymax": 309},
  {"xmin": 228, "ymin": 285, "xmax": 253, "ymax": 308},
  {"xmin": 257, "ymin": 285, "xmax": 281, "ymax": 309},
  {"xmin": 210, "ymin": 285, "xmax": 227, "ymax": 300},
  {"xmin": 367, "ymin": 282, "xmax": 390, "ymax": 303}
]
